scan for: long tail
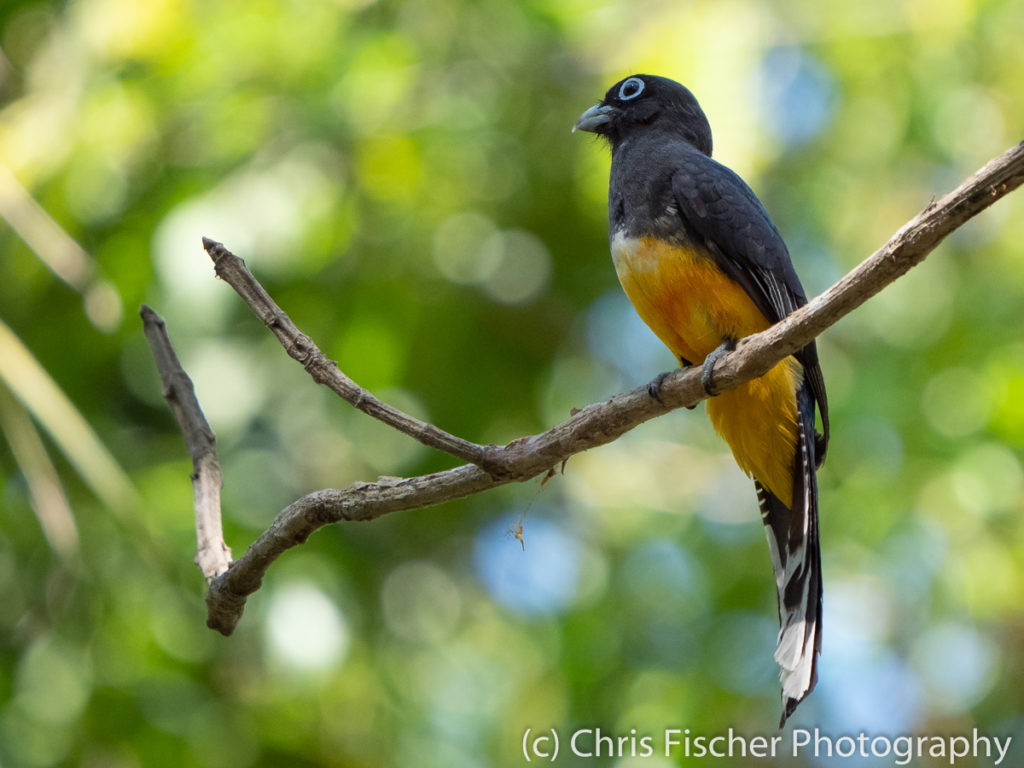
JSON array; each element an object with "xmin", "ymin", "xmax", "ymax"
[{"xmin": 756, "ymin": 380, "xmax": 822, "ymax": 727}]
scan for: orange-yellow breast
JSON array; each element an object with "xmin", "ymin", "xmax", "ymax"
[{"xmin": 612, "ymin": 233, "xmax": 801, "ymax": 505}]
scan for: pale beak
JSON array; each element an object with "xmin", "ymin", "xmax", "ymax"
[{"xmin": 573, "ymin": 103, "xmax": 618, "ymax": 134}]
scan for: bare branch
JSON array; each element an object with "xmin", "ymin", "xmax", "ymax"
[
  {"xmin": 141, "ymin": 305, "xmax": 231, "ymax": 581},
  {"xmin": 153, "ymin": 141, "xmax": 1023, "ymax": 635},
  {"xmin": 201, "ymin": 237, "xmax": 489, "ymax": 467}
]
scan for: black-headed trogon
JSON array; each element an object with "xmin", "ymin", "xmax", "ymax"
[{"xmin": 575, "ymin": 74, "xmax": 830, "ymax": 725}]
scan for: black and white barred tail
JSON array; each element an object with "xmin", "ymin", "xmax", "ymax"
[{"xmin": 756, "ymin": 380, "xmax": 822, "ymax": 727}]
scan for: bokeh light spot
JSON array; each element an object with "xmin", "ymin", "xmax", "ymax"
[
  {"xmin": 185, "ymin": 340, "xmax": 265, "ymax": 433},
  {"xmin": 951, "ymin": 442, "xmax": 1023, "ymax": 515},
  {"xmin": 474, "ymin": 513, "xmax": 580, "ymax": 617},
  {"xmin": 479, "ymin": 229, "xmax": 551, "ymax": 305},
  {"xmin": 760, "ymin": 47, "xmax": 835, "ymax": 147},
  {"xmin": 432, "ymin": 211, "xmax": 500, "ymax": 284},
  {"xmin": 922, "ymin": 366, "xmax": 992, "ymax": 438},
  {"xmin": 264, "ymin": 582, "xmax": 350, "ymax": 673},
  {"xmin": 912, "ymin": 621, "xmax": 998, "ymax": 714},
  {"xmin": 13, "ymin": 635, "xmax": 92, "ymax": 724}
]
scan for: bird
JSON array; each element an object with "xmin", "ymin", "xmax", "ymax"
[{"xmin": 574, "ymin": 74, "xmax": 829, "ymax": 725}]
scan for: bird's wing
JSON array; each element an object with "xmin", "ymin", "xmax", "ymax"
[{"xmin": 671, "ymin": 153, "xmax": 829, "ymax": 456}]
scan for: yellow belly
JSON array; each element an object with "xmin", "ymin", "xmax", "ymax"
[{"xmin": 612, "ymin": 233, "xmax": 800, "ymax": 505}]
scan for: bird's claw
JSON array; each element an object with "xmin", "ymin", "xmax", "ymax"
[{"xmin": 701, "ymin": 336, "xmax": 737, "ymax": 396}]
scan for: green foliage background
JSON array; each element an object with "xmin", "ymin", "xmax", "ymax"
[{"xmin": 1, "ymin": 0, "xmax": 1023, "ymax": 765}]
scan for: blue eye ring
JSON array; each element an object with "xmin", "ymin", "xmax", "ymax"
[{"xmin": 618, "ymin": 77, "xmax": 645, "ymax": 101}]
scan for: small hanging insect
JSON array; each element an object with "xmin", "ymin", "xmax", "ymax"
[
  {"xmin": 506, "ymin": 516, "xmax": 526, "ymax": 551},
  {"xmin": 506, "ymin": 467, "xmax": 559, "ymax": 552}
]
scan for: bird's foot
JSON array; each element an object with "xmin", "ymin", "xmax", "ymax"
[
  {"xmin": 647, "ymin": 368, "xmax": 698, "ymax": 410},
  {"xmin": 646, "ymin": 371, "xmax": 671, "ymax": 403},
  {"xmin": 701, "ymin": 336, "xmax": 737, "ymax": 396}
]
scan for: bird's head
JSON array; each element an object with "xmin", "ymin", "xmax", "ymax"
[{"xmin": 574, "ymin": 74, "xmax": 713, "ymax": 156}]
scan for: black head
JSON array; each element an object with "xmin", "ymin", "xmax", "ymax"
[{"xmin": 574, "ymin": 74, "xmax": 713, "ymax": 156}]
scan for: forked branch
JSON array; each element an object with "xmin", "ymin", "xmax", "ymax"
[{"xmin": 143, "ymin": 141, "xmax": 1024, "ymax": 635}]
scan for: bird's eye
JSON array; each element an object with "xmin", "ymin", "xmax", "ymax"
[{"xmin": 618, "ymin": 77, "xmax": 645, "ymax": 101}]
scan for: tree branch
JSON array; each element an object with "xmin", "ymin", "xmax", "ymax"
[
  {"xmin": 147, "ymin": 141, "xmax": 1024, "ymax": 635},
  {"xmin": 141, "ymin": 305, "xmax": 232, "ymax": 581},
  {"xmin": 201, "ymin": 237, "xmax": 489, "ymax": 468}
]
